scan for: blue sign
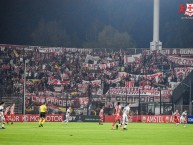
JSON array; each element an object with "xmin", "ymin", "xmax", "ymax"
[{"xmin": 188, "ymin": 116, "xmax": 193, "ymax": 124}]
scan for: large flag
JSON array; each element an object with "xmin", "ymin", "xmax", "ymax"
[
  {"xmin": 124, "ymin": 53, "xmax": 142, "ymax": 64},
  {"xmin": 125, "ymin": 81, "xmax": 135, "ymax": 88}
]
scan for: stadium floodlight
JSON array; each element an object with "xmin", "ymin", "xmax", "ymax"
[
  {"xmin": 23, "ymin": 59, "xmax": 30, "ymax": 115},
  {"xmin": 150, "ymin": 0, "xmax": 162, "ymax": 51}
]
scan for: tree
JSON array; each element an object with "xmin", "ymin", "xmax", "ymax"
[
  {"xmin": 97, "ymin": 25, "xmax": 135, "ymax": 48},
  {"xmin": 31, "ymin": 20, "xmax": 70, "ymax": 47}
]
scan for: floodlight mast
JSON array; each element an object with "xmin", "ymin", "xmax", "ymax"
[{"xmin": 150, "ymin": 0, "xmax": 162, "ymax": 51}]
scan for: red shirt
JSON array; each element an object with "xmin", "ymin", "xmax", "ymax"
[{"xmin": 115, "ymin": 105, "xmax": 121, "ymax": 116}]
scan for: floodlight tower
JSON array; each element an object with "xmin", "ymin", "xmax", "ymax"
[{"xmin": 150, "ymin": 0, "xmax": 162, "ymax": 50}]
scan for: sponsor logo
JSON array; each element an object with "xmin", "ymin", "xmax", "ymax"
[
  {"xmin": 179, "ymin": 3, "xmax": 193, "ymax": 19},
  {"xmin": 188, "ymin": 117, "xmax": 193, "ymax": 123}
]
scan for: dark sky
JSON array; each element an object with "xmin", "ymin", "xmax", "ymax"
[{"xmin": 0, "ymin": 0, "xmax": 193, "ymax": 48}]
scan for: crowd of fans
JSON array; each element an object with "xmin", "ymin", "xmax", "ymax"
[{"xmin": 0, "ymin": 45, "xmax": 191, "ymax": 115}]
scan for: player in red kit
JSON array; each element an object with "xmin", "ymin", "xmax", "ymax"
[
  {"xmin": 112, "ymin": 102, "xmax": 122, "ymax": 129},
  {"xmin": 173, "ymin": 109, "xmax": 180, "ymax": 127},
  {"xmin": 99, "ymin": 106, "xmax": 104, "ymax": 125},
  {"xmin": 10, "ymin": 103, "xmax": 15, "ymax": 124},
  {"xmin": 4, "ymin": 105, "xmax": 10, "ymax": 124}
]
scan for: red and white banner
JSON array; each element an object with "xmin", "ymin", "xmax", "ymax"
[
  {"xmin": 38, "ymin": 47, "xmax": 92, "ymax": 54},
  {"xmin": 168, "ymin": 56, "xmax": 193, "ymax": 66},
  {"xmin": 85, "ymin": 54, "xmax": 100, "ymax": 63},
  {"xmin": 9, "ymin": 115, "xmax": 178, "ymax": 123},
  {"xmin": 105, "ymin": 115, "xmax": 176, "ymax": 123},
  {"xmin": 107, "ymin": 87, "xmax": 172, "ymax": 97},
  {"xmin": 34, "ymin": 91, "xmax": 62, "ymax": 97},
  {"xmin": 118, "ymin": 72, "xmax": 162, "ymax": 80},
  {"xmin": 174, "ymin": 67, "xmax": 193, "ymax": 73},
  {"xmin": 124, "ymin": 53, "xmax": 142, "ymax": 64},
  {"xmin": 125, "ymin": 81, "xmax": 135, "ymax": 88},
  {"xmin": 118, "ymin": 72, "xmax": 128, "ymax": 77},
  {"xmin": 48, "ymin": 77, "xmax": 70, "ymax": 85},
  {"xmin": 79, "ymin": 97, "xmax": 89, "ymax": 105},
  {"xmin": 141, "ymin": 115, "xmax": 175, "ymax": 123},
  {"xmin": 106, "ymin": 77, "xmax": 121, "ymax": 84},
  {"xmin": 82, "ymin": 80, "xmax": 101, "ymax": 86},
  {"xmin": 124, "ymin": 55, "xmax": 135, "ymax": 63},
  {"xmin": 144, "ymin": 48, "xmax": 193, "ymax": 55},
  {"xmin": 26, "ymin": 96, "xmax": 79, "ymax": 107},
  {"xmin": 65, "ymin": 48, "xmax": 92, "ymax": 54},
  {"xmin": 82, "ymin": 61, "xmax": 119, "ymax": 70}
]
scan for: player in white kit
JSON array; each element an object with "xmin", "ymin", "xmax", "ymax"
[
  {"xmin": 180, "ymin": 110, "xmax": 187, "ymax": 127},
  {"xmin": 0, "ymin": 102, "xmax": 5, "ymax": 129},
  {"xmin": 63, "ymin": 107, "xmax": 71, "ymax": 124},
  {"xmin": 121, "ymin": 103, "xmax": 131, "ymax": 130}
]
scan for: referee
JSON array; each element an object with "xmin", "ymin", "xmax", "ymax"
[{"xmin": 38, "ymin": 102, "xmax": 47, "ymax": 127}]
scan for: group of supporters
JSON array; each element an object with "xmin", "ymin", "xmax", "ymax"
[
  {"xmin": 0, "ymin": 102, "xmax": 15, "ymax": 129},
  {"xmin": 0, "ymin": 45, "xmax": 189, "ymax": 115},
  {"xmin": 0, "ymin": 46, "xmax": 184, "ymax": 94}
]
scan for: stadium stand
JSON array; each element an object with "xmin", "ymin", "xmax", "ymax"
[{"xmin": 0, "ymin": 44, "xmax": 193, "ymax": 115}]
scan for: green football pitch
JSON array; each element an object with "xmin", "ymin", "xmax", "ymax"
[{"xmin": 0, "ymin": 122, "xmax": 193, "ymax": 145}]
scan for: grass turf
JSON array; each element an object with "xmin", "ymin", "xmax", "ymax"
[{"xmin": 0, "ymin": 122, "xmax": 193, "ymax": 145}]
